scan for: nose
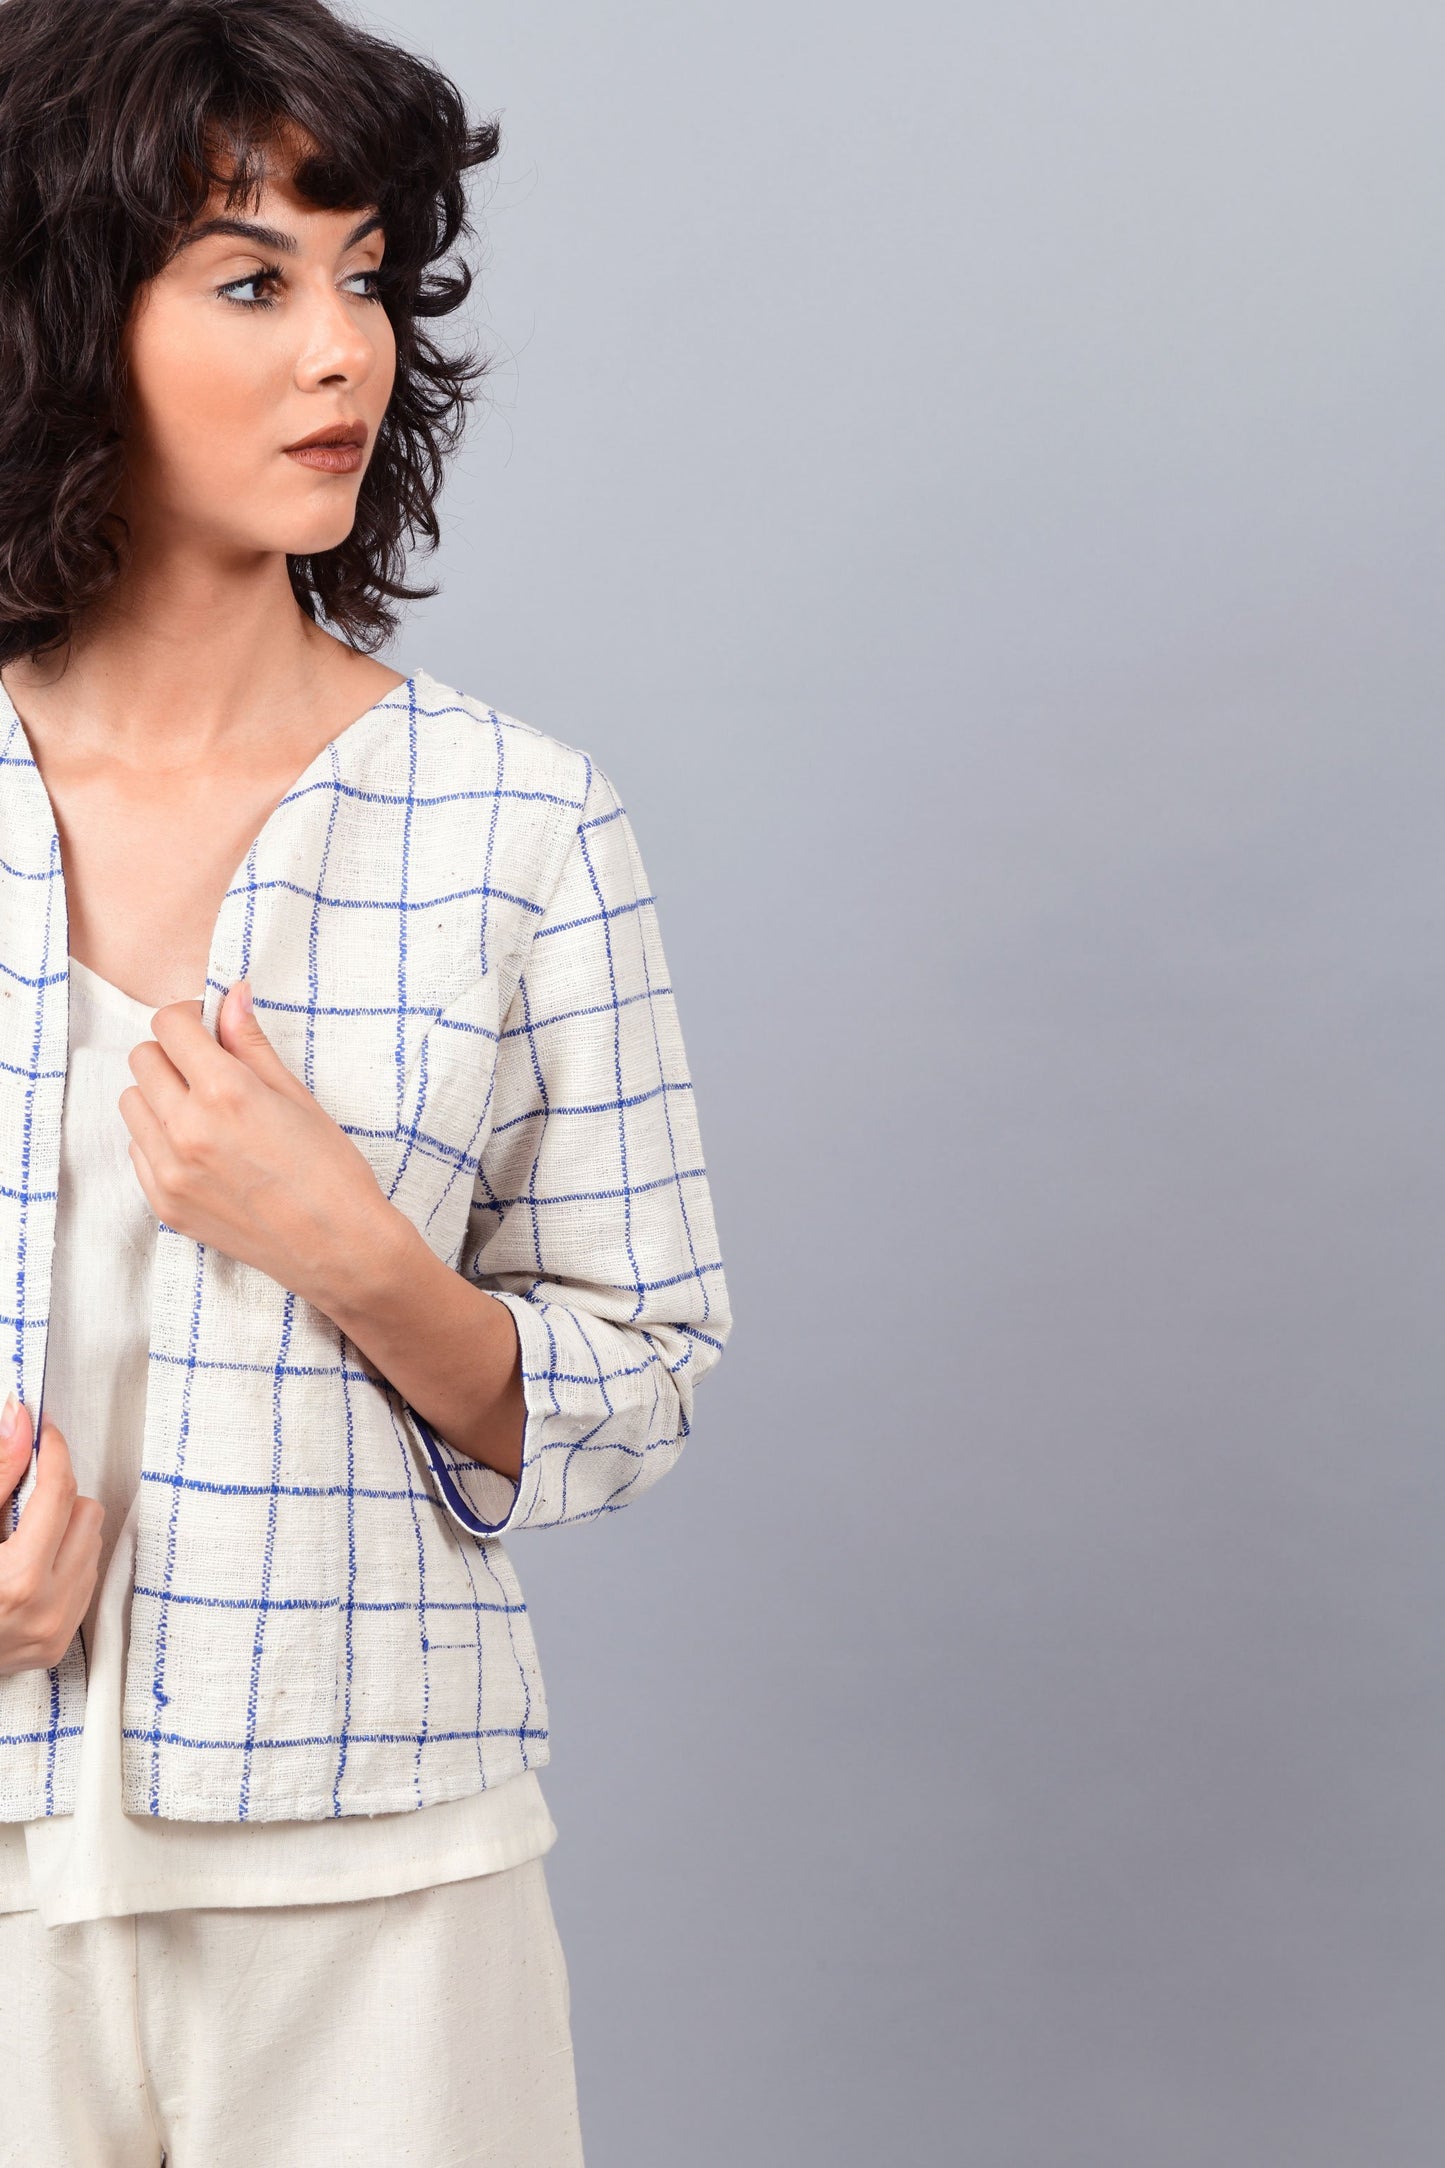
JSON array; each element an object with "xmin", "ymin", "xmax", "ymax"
[{"xmin": 293, "ymin": 271, "xmax": 382, "ymax": 391}]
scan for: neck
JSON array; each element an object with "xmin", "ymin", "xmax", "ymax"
[{"xmin": 5, "ymin": 538, "xmax": 351, "ymax": 752}]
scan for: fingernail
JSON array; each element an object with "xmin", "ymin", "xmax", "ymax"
[
  {"xmin": 1, "ymin": 1391, "xmax": 16, "ymax": 1440},
  {"xmin": 236, "ymin": 978, "xmax": 253, "ymax": 1016}
]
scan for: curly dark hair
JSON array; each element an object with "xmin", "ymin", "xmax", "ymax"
[{"xmin": 0, "ymin": 0, "xmax": 500, "ymax": 664}]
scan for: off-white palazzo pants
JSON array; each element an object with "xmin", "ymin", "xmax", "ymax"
[{"xmin": 0, "ymin": 1855, "xmax": 585, "ymax": 2166}]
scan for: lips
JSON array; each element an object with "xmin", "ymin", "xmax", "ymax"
[
  {"xmin": 284, "ymin": 420, "xmax": 368, "ymax": 451},
  {"xmin": 282, "ymin": 420, "xmax": 368, "ymax": 474}
]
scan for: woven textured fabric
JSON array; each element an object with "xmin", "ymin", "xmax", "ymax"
[
  {"xmin": 0, "ymin": 668, "xmax": 731, "ymax": 1822},
  {"xmin": 0, "ymin": 1855, "xmax": 583, "ymax": 2164}
]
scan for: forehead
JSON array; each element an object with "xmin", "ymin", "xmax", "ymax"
[
  {"xmin": 185, "ymin": 125, "xmax": 380, "ymax": 244},
  {"xmin": 175, "ymin": 179, "xmax": 384, "ymax": 261}
]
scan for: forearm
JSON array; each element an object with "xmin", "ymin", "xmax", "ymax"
[{"xmin": 311, "ymin": 1202, "xmax": 526, "ymax": 1487}]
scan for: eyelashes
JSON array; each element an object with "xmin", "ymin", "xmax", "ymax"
[
  {"xmin": 218, "ymin": 265, "xmax": 284, "ymax": 310},
  {"xmin": 217, "ymin": 263, "xmax": 386, "ymax": 311}
]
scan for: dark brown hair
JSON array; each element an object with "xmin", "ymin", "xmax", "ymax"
[{"xmin": 0, "ymin": 0, "xmax": 499, "ymax": 663}]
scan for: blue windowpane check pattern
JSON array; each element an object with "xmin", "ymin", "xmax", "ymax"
[{"xmin": 0, "ymin": 669, "xmax": 731, "ymax": 1822}]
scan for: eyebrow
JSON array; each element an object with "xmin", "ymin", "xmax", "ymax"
[{"xmin": 174, "ymin": 209, "xmax": 383, "ymax": 256}]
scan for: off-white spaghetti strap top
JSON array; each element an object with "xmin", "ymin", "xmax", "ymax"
[{"xmin": 0, "ymin": 953, "xmax": 555, "ymax": 1925}]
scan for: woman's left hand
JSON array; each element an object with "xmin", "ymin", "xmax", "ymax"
[{"xmin": 120, "ymin": 977, "xmax": 402, "ymax": 1316}]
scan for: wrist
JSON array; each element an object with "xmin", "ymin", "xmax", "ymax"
[{"xmin": 310, "ymin": 1197, "xmax": 427, "ymax": 1331}]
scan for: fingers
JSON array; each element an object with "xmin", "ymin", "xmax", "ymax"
[
  {"xmin": 214, "ymin": 989, "xmax": 313, "ymax": 1104},
  {"xmin": 0, "ymin": 1474, "xmax": 104, "ymax": 1675},
  {"xmin": 145, "ymin": 1001, "xmax": 233, "ymax": 1094},
  {"xmin": 0, "ymin": 1404, "xmax": 105, "ymax": 1675},
  {"xmin": 11, "ymin": 1410, "xmax": 83, "ymax": 1571},
  {"xmin": 0, "ymin": 1391, "xmax": 31, "ymax": 1513},
  {"xmin": 124, "ymin": 1038, "xmax": 192, "ymax": 1133},
  {"xmin": 49, "ymin": 1486, "xmax": 104, "ymax": 1590},
  {"xmin": 117, "ymin": 1078, "xmax": 172, "ymax": 1178},
  {"xmin": 124, "ymin": 1136, "xmax": 162, "ymax": 1222}
]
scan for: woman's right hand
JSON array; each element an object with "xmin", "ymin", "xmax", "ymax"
[{"xmin": 0, "ymin": 1394, "xmax": 104, "ymax": 1676}]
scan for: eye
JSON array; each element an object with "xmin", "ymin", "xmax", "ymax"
[
  {"xmin": 215, "ymin": 263, "xmax": 385, "ymax": 311},
  {"xmin": 217, "ymin": 263, "xmax": 283, "ymax": 310}
]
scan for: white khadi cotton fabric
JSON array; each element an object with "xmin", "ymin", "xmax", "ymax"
[
  {"xmin": 0, "ymin": 667, "xmax": 732, "ymax": 1824},
  {"xmin": 0, "ymin": 1855, "xmax": 584, "ymax": 2166},
  {"xmin": 0, "ymin": 956, "xmax": 558, "ymax": 1922}
]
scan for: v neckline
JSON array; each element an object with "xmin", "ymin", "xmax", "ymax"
[
  {"xmin": 67, "ymin": 952, "xmax": 182, "ymax": 1018},
  {"xmin": 0, "ymin": 666, "xmax": 422, "ymax": 1016}
]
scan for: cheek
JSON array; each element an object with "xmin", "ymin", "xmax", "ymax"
[
  {"xmin": 369, "ymin": 315, "xmax": 398, "ymax": 413},
  {"xmin": 126, "ymin": 299, "xmax": 278, "ymax": 474}
]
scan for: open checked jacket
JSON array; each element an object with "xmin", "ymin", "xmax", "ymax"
[{"xmin": 0, "ymin": 667, "xmax": 732, "ymax": 1824}]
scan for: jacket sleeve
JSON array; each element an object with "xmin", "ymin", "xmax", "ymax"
[{"xmin": 403, "ymin": 755, "xmax": 733, "ymax": 1538}]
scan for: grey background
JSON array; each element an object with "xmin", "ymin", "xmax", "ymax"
[{"xmin": 368, "ymin": 3, "xmax": 1445, "ymax": 2161}]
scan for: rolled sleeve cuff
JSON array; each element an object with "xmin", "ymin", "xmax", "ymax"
[{"xmin": 402, "ymin": 1289, "xmax": 556, "ymax": 1539}]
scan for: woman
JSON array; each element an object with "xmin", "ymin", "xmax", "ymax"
[{"xmin": 0, "ymin": 0, "xmax": 731, "ymax": 2160}]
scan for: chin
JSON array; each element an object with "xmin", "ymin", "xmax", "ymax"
[{"xmin": 279, "ymin": 513, "xmax": 361, "ymax": 555}]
